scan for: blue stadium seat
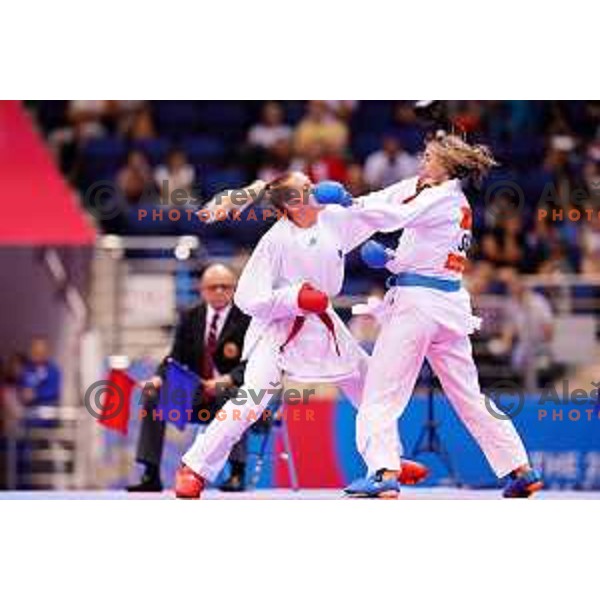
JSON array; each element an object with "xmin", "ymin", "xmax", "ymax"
[
  {"xmin": 353, "ymin": 101, "xmax": 395, "ymax": 133},
  {"xmin": 81, "ymin": 137, "xmax": 127, "ymax": 180},
  {"xmin": 222, "ymin": 207, "xmax": 273, "ymax": 245},
  {"xmin": 202, "ymin": 238, "xmax": 238, "ymax": 257},
  {"xmin": 202, "ymin": 168, "xmax": 246, "ymax": 197},
  {"xmin": 392, "ymin": 125, "xmax": 426, "ymax": 154},
  {"xmin": 572, "ymin": 284, "xmax": 599, "ymax": 315},
  {"xmin": 198, "ymin": 102, "xmax": 248, "ymax": 133},
  {"xmin": 36, "ymin": 100, "xmax": 68, "ymax": 132},
  {"xmin": 283, "ymin": 101, "xmax": 306, "ymax": 124},
  {"xmin": 154, "ymin": 101, "xmax": 200, "ymax": 136},
  {"xmin": 131, "ymin": 138, "xmax": 171, "ymax": 165},
  {"xmin": 518, "ymin": 169, "xmax": 553, "ymax": 201},
  {"xmin": 181, "ymin": 135, "xmax": 226, "ymax": 164},
  {"xmin": 352, "ymin": 132, "xmax": 383, "ymax": 161},
  {"xmin": 125, "ymin": 204, "xmax": 181, "ymax": 235},
  {"xmin": 505, "ymin": 136, "xmax": 545, "ymax": 169}
]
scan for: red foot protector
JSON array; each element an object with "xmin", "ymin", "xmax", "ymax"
[
  {"xmin": 175, "ymin": 465, "xmax": 206, "ymax": 499},
  {"xmin": 399, "ymin": 459, "xmax": 429, "ymax": 485}
]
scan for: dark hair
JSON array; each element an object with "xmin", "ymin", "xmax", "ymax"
[{"xmin": 264, "ymin": 173, "xmax": 300, "ymax": 212}]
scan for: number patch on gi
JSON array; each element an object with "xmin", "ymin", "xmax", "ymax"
[{"xmin": 445, "ymin": 206, "xmax": 472, "ymax": 273}]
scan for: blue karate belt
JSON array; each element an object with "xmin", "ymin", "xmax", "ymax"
[{"xmin": 386, "ymin": 272, "xmax": 461, "ymax": 293}]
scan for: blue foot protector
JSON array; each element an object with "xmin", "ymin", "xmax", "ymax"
[
  {"xmin": 344, "ymin": 471, "xmax": 401, "ymax": 498},
  {"xmin": 503, "ymin": 468, "xmax": 543, "ymax": 498}
]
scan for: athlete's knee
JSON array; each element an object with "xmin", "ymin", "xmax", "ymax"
[{"xmin": 357, "ymin": 405, "xmax": 386, "ymax": 429}]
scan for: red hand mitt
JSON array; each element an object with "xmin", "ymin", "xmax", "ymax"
[{"xmin": 297, "ymin": 283, "xmax": 328, "ymax": 313}]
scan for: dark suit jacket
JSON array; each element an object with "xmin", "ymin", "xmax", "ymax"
[{"xmin": 155, "ymin": 302, "xmax": 250, "ymax": 420}]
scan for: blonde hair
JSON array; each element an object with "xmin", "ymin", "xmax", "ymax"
[{"xmin": 427, "ymin": 132, "xmax": 498, "ymax": 184}]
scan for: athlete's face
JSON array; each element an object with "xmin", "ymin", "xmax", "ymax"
[
  {"xmin": 420, "ymin": 144, "xmax": 450, "ymax": 182},
  {"xmin": 279, "ymin": 172, "xmax": 321, "ymax": 227}
]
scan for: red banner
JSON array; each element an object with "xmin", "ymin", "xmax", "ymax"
[{"xmin": 0, "ymin": 101, "xmax": 96, "ymax": 245}]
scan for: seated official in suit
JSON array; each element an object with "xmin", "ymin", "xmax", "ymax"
[{"xmin": 127, "ymin": 263, "xmax": 251, "ymax": 493}]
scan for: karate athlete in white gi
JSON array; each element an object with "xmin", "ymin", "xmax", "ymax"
[
  {"xmin": 175, "ymin": 173, "xmax": 427, "ymax": 498},
  {"xmin": 312, "ymin": 133, "xmax": 543, "ymax": 498}
]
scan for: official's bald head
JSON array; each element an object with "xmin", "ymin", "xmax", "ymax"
[{"xmin": 199, "ymin": 263, "xmax": 237, "ymax": 310}]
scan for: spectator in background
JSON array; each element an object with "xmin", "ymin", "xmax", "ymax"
[
  {"xmin": 154, "ymin": 148, "xmax": 195, "ymax": 204},
  {"xmin": 294, "ymin": 100, "xmax": 349, "ymax": 156},
  {"xmin": 5, "ymin": 353, "xmax": 26, "ymax": 391},
  {"xmin": 123, "ymin": 105, "xmax": 157, "ymax": 140},
  {"xmin": 452, "ymin": 100, "xmax": 484, "ymax": 134},
  {"xmin": 247, "ymin": 102, "xmax": 292, "ymax": 150},
  {"xmin": 246, "ymin": 103, "xmax": 293, "ymax": 177},
  {"xmin": 464, "ymin": 262, "xmax": 502, "ymax": 334},
  {"xmin": 257, "ymin": 138, "xmax": 293, "ymax": 182},
  {"xmin": 581, "ymin": 212, "xmax": 600, "ymax": 274},
  {"xmin": 524, "ymin": 215, "xmax": 578, "ymax": 275},
  {"xmin": 363, "ymin": 136, "xmax": 419, "ymax": 190},
  {"xmin": 481, "ymin": 213, "xmax": 526, "ymax": 275},
  {"xmin": 20, "ymin": 338, "xmax": 61, "ymax": 408},
  {"xmin": 505, "ymin": 100, "xmax": 543, "ymax": 137},
  {"xmin": 489, "ymin": 271, "xmax": 554, "ymax": 373},
  {"xmin": 582, "ymin": 142, "xmax": 600, "ymax": 199},
  {"xmin": 67, "ymin": 100, "xmax": 111, "ymax": 132},
  {"xmin": 230, "ymin": 247, "xmax": 252, "ymax": 275},
  {"xmin": 0, "ymin": 353, "xmax": 26, "ymax": 438},
  {"xmin": 536, "ymin": 240, "xmax": 577, "ymax": 275},
  {"xmin": 394, "ymin": 101, "xmax": 419, "ymax": 127},
  {"xmin": 114, "ymin": 100, "xmax": 147, "ymax": 136},
  {"xmin": 324, "ymin": 100, "xmax": 359, "ymax": 121},
  {"xmin": 117, "ymin": 150, "xmax": 155, "ymax": 205},
  {"xmin": 580, "ymin": 145, "xmax": 600, "ymax": 273},
  {"xmin": 292, "ymin": 139, "xmax": 347, "ymax": 183},
  {"xmin": 523, "ymin": 215, "xmax": 558, "ymax": 273},
  {"xmin": 345, "ymin": 162, "xmax": 369, "ymax": 197},
  {"xmin": 390, "ymin": 101, "xmax": 424, "ymax": 154},
  {"xmin": 48, "ymin": 102, "xmax": 108, "ymax": 179},
  {"xmin": 543, "ymin": 135, "xmax": 580, "ymax": 204},
  {"xmin": 465, "ymin": 261, "xmax": 495, "ymax": 299}
]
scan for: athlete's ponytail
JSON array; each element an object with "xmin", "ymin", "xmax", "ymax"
[{"xmin": 427, "ymin": 132, "xmax": 498, "ymax": 184}]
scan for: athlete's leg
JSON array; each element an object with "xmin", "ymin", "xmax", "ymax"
[
  {"xmin": 427, "ymin": 328, "xmax": 529, "ymax": 478},
  {"xmin": 182, "ymin": 336, "xmax": 282, "ymax": 481},
  {"xmin": 336, "ymin": 358, "xmax": 368, "ymax": 409},
  {"xmin": 356, "ymin": 308, "xmax": 436, "ymax": 474},
  {"xmin": 337, "ymin": 355, "xmax": 429, "ymax": 485}
]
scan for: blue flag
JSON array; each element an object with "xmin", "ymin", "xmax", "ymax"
[{"xmin": 158, "ymin": 359, "xmax": 200, "ymax": 431}]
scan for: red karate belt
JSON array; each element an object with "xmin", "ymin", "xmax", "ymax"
[{"xmin": 279, "ymin": 313, "xmax": 341, "ymax": 356}]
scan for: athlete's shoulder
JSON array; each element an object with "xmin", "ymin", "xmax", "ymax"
[
  {"xmin": 402, "ymin": 176, "xmax": 420, "ymax": 190},
  {"xmin": 321, "ymin": 204, "xmax": 347, "ymax": 218},
  {"xmin": 426, "ymin": 179, "xmax": 467, "ymax": 210},
  {"xmin": 262, "ymin": 216, "xmax": 290, "ymax": 240},
  {"xmin": 385, "ymin": 176, "xmax": 419, "ymax": 201},
  {"xmin": 439, "ymin": 178, "xmax": 465, "ymax": 199}
]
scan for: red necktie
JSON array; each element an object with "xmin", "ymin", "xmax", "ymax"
[{"xmin": 201, "ymin": 310, "xmax": 220, "ymax": 379}]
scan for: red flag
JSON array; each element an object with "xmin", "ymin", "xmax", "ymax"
[{"xmin": 97, "ymin": 369, "xmax": 136, "ymax": 435}]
